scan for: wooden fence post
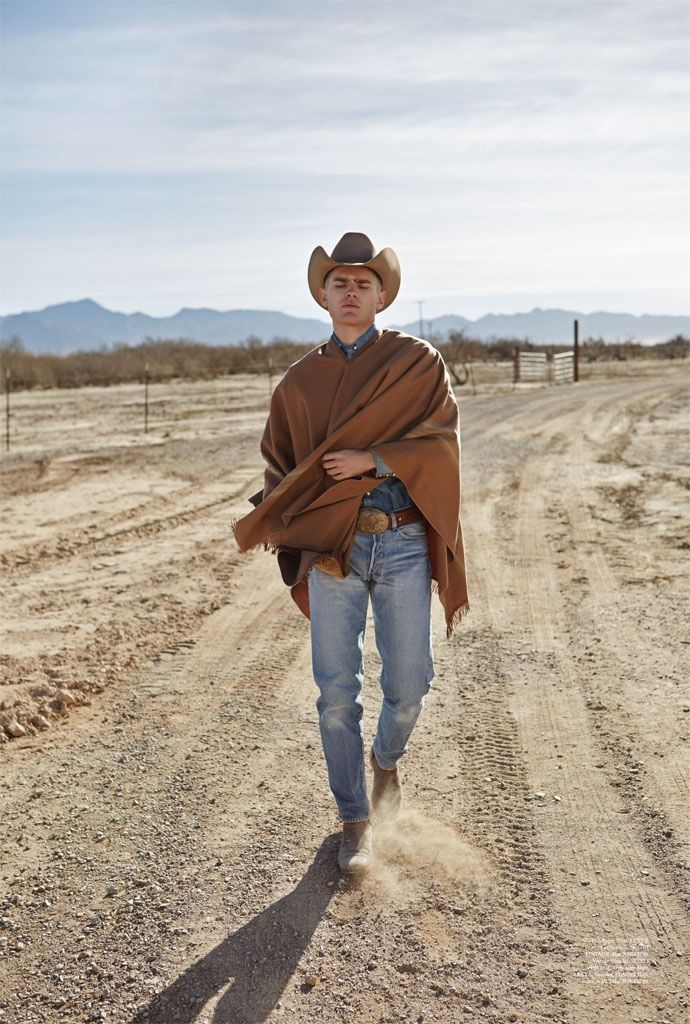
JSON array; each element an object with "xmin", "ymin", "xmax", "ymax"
[
  {"xmin": 144, "ymin": 362, "xmax": 149, "ymax": 434},
  {"xmin": 4, "ymin": 367, "xmax": 10, "ymax": 452}
]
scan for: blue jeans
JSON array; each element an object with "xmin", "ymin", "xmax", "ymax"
[{"xmin": 307, "ymin": 518, "xmax": 435, "ymax": 822}]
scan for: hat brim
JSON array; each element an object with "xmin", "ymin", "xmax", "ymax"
[{"xmin": 308, "ymin": 245, "xmax": 400, "ymax": 311}]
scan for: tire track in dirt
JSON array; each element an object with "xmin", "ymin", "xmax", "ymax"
[
  {"xmin": 517, "ymin": 462, "xmax": 686, "ymax": 946},
  {"xmin": 421, "ymin": 626, "xmax": 570, "ymax": 1011},
  {"xmin": 0, "ymin": 550, "xmax": 325, "ymax": 1023},
  {"xmin": 465, "ymin": 376, "xmax": 689, "ymax": 1021},
  {"xmin": 551, "ymin": 386, "xmax": 690, "ymax": 907},
  {"xmin": 1, "ymin": 468, "xmax": 261, "ymax": 574}
]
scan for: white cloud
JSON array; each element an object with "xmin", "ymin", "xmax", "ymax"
[{"xmin": 1, "ymin": 0, "xmax": 688, "ymax": 317}]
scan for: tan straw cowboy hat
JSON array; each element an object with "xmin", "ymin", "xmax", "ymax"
[{"xmin": 308, "ymin": 232, "xmax": 401, "ymax": 310}]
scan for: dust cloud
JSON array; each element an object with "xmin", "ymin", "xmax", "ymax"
[{"xmin": 358, "ymin": 807, "xmax": 493, "ymax": 902}]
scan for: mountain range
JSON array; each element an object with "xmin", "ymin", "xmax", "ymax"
[{"xmin": 1, "ymin": 298, "xmax": 687, "ymax": 354}]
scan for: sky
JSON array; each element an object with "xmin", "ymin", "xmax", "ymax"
[{"xmin": 1, "ymin": 0, "xmax": 688, "ymax": 323}]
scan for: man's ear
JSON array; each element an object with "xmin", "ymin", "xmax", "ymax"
[
  {"xmin": 377, "ymin": 290, "xmax": 387, "ymax": 310},
  {"xmin": 318, "ymin": 287, "xmax": 328, "ymax": 308}
]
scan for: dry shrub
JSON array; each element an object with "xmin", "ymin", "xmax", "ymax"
[
  {"xmin": 1, "ymin": 332, "xmax": 686, "ymax": 393},
  {"xmin": 0, "ymin": 335, "xmax": 313, "ymax": 391}
]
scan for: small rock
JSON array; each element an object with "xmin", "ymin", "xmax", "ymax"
[
  {"xmin": 304, "ymin": 975, "xmax": 319, "ymax": 987},
  {"xmin": 395, "ymin": 962, "xmax": 419, "ymax": 975}
]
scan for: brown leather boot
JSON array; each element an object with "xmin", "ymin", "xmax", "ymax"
[
  {"xmin": 337, "ymin": 819, "xmax": 373, "ymax": 875},
  {"xmin": 370, "ymin": 745, "xmax": 402, "ymax": 819}
]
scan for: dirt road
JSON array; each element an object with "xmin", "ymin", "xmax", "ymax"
[{"xmin": 1, "ymin": 366, "xmax": 688, "ymax": 1024}]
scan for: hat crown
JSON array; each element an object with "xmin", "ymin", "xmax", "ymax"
[
  {"xmin": 330, "ymin": 232, "xmax": 376, "ymax": 265},
  {"xmin": 307, "ymin": 232, "xmax": 400, "ymax": 311}
]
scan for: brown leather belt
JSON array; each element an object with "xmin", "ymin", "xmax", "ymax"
[{"xmin": 355, "ymin": 506, "xmax": 425, "ymax": 535}]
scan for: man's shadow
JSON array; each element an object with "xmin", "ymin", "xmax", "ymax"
[{"xmin": 132, "ymin": 835, "xmax": 345, "ymax": 1024}]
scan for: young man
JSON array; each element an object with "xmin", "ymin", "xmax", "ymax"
[{"xmin": 232, "ymin": 233, "xmax": 468, "ymax": 877}]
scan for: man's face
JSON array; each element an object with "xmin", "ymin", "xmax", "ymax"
[{"xmin": 318, "ymin": 265, "xmax": 387, "ymax": 329}]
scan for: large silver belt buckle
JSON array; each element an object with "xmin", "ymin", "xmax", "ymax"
[{"xmin": 356, "ymin": 509, "xmax": 390, "ymax": 535}]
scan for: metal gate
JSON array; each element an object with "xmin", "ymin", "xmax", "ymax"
[
  {"xmin": 514, "ymin": 351, "xmax": 548, "ymax": 383},
  {"xmin": 552, "ymin": 351, "xmax": 575, "ymax": 384}
]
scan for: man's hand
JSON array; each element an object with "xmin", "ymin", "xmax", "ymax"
[{"xmin": 321, "ymin": 448, "xmax": 376, "ymax": 481}]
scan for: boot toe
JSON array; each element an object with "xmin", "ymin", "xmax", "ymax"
[
  {"xmin": 370, "ymin": 747, "xmax": 403, "ymax": 818},
  {"xmin": 338, "ymin": 821, "xmax": 373, "ymax": 875}
]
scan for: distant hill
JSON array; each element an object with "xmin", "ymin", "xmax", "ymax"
[
  {"xmin": 0, "ymin": 299, "xmax": 332, "ymax": 354},
  {"xmin": 1, "ymin": 299, "xmax": 687, "ymax": 354},
  {"xmin": 395, "ymin": 309, "xmax": 690, "ymax": 346}
]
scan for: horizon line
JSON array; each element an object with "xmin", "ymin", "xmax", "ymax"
[{"xmin": 2, "ymin": 298, "xmax": 689, "ymax": 321}]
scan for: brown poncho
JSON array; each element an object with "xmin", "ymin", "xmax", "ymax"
[{"xmin": 230, "ymin": 328, "xmax": 469, "ymax": 636}]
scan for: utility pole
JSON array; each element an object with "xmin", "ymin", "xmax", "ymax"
[
  {"xmin": 573, "ymin": 319, "xmax": 579, "ymax": 382},
  {"xmin": 416, "ymin": 300, "xmax": 425, "ymax": 340}
]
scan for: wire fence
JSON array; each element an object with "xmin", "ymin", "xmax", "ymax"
[{"xmin": 1, "ymin": 356, "xmax": 685, "ymax": 457}]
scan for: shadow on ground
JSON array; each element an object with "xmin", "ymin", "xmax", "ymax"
[{"xmin": 131, "ymin": 835, "xmax": 341, "ymax": 1024}]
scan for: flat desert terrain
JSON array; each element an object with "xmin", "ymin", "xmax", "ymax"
[{"xmin": 1, "ymin": 363, "xmax": 688, "ymax": 1024}]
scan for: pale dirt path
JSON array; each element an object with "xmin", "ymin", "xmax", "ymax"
[
  {"xmin": 1, "ymin": 368, "xmax": 688, "ymax": 1024},
  {"xmin": 0, "ymin": 375, "xmax": 271, "ymax": 728},
  {"xmin": 464, "ymin": 374, "xmax": 689, "ymax": 1022}
]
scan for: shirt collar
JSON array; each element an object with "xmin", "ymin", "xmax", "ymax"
[{"xmin": 331, "ymin": 321, "xmax": 378, "ymax": 353}]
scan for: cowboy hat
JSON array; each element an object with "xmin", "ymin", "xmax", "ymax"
[{"xmin": 308, "ymin": 232, "xmax": 401, "ymax": 310}]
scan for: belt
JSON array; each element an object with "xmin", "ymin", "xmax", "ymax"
[{"xmin": 355, "ymin": 506, "xmax": 425, "ymax": 535}]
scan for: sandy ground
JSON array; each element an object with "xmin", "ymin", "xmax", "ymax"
[{"xmin": 0, "ymin": 363, "xmax": 688, "ymax": 1024}]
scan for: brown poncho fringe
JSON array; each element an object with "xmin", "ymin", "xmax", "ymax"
[{"xmin": 229, "ymin": 328, "xmax": 469, "ymax": 637}]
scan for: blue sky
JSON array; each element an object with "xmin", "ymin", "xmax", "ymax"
[{"xmin": 1, "ymin": 0, "xmax": 688, "ymax": 322}]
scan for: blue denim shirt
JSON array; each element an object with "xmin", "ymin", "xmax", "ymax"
[{"xmin": 331, "ymin": 322, "xmax": 414, "ymax": 513}]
